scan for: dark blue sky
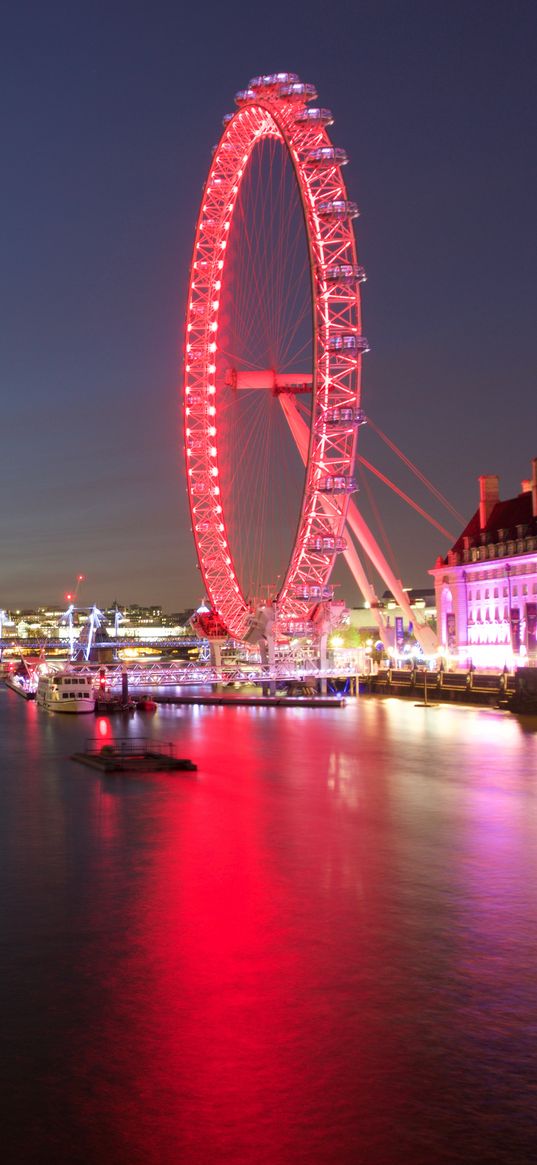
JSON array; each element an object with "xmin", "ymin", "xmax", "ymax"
[{"xmin": 2, "ymin": 1, "xmax": 536, "ymax": 610}]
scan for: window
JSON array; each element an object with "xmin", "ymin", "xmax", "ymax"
[{"xmin": 494, "ymin": 588, "xmax": 499, "ymax": 599}]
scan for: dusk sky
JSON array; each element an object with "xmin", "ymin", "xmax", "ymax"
[{"xmin": 2, "ymin": 1, "xmax": 536, "ymax": 611}]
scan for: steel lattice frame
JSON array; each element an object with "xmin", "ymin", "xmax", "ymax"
[{"xmin": 184, "ymin": 73, "xmax": 367, "ymax": 640}]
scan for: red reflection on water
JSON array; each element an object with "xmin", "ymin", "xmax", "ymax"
[
  {"xmin": 85, "ymin": 706, "xmax": 413, "ymax": 1162},
  {"xmin": 2, "ymin": 698, "xmax": 536, "ymax": 1163},
  {"xmin": 97, "ymin": 717, "xmax": 111, "ymax": 740}
]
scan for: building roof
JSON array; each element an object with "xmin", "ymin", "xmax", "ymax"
[
  {"xmin": 381, "ymin": 587, "xmax": 435, "ymax": 602},
  {"xmin": 445, "ymin": 490, "xmax": 537, "ymax": 561}
]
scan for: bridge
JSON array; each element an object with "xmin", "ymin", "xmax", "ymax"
[
  {"xmin": 46, "ymin": 659, "xmax": 355, "ymax": 689},
  {"xmin": 0, "ymin": 636, "xmax": 203, "ymax": 654}
]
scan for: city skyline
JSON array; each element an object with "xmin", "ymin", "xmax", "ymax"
[{"xmin": 2, "ymin": 2, "xmax": 536, "ymax": 609}]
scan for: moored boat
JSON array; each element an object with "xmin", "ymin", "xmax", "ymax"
[
  {"xmin": 36, "ymin": 672, "xmax": 96, "ymax": 713},
  {"xmin": 5, "ymin": 672, "xmax": 37, "ymax": 700}
]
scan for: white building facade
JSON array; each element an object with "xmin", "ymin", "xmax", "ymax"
[{"xmin": 431, "ymin": 462, "xmax": 537, "ymax": 670}]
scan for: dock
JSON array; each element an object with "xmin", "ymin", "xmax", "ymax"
[{"xmin": 153, "ymin": 693, "xmax": 347, "ymax": 708}]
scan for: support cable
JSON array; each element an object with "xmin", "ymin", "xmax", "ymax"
[
  {"xmin": 357, "ymin": 456, "xmax": 455, "ymax": 540},
  {"xmin": 365, "ymin": 416, "xmax": 465, "ymax": 525}
]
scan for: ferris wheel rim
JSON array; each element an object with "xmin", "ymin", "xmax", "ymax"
[{"xmin": 184, "ymin": 77, "xmax": 366, "ymax": 641}]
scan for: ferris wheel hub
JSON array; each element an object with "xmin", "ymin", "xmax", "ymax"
[{"xmin": 225, "ymin": 368, "xmax": 312, "ymax": 395}]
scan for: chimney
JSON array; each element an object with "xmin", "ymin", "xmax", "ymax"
[
  {"xmin": 521, "ymin": 479, "xmax": 532, "ymax": 494},
  {"xmin": 532, "ymin": 458, "xmax": 537, "ymax": 519},
  {"xmin": 479, "ymin": 474, "xmax": 500, "ymax": 531}
]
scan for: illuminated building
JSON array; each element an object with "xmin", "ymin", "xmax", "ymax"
[
  {"xmin": 348, "ymin": 589, "xmax": 436, "ymax": 640},
  {"xmin": 431, "ymin": 460, "xmax": 537, "ymax": 669}
]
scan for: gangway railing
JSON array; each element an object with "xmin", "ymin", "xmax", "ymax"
[
  {"xmin": 71, "ymin": 660, "xmax": 359, "ymax": 688},
  {"xmin": 83, "ymin": 736, "xmax": 175, "ymax": 757}
]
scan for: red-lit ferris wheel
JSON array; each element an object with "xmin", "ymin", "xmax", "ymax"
[{"xmin": 184, "ymin": 73, "xmax": 368, "ymax": 642}]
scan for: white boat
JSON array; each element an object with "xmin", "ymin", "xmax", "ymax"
[{"xmin": 36, "ymin": 672, "xmax": 96, "ymax": 714}]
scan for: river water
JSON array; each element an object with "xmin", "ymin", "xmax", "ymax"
[{"xmin": 1, "ymin": 688, "xmax": 536, "ymax": 1164}]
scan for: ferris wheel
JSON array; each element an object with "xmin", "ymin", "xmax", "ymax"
[{"xmin": 184, "ymin": 73, "xmax": 368, "ymax": 642}]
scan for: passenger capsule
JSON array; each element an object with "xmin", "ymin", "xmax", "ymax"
[
  {"xmin": 318, "ymin": 475, "xmax": 358, "ymax": 494},
  {"xmin": 317, "ymin": 199, "xmax": 359, "ymax": 220},
  {"xmin": 249, "ymin": 72, "xmax": 299, "ymax": 88},
  {"xmin": 282, "ymin": 620, "xmax": 307, "ymax": 637},
  {"xmin": 326, "ymin": 334, "xmax": 370, "ymax": 354},
  {"xmin": 235, "ymin": 89, "xmax": 256, "ymax": 105},
  {"xmin": 324, "ymin": 407, "xmax": 366, "ymax": 426},
  {"xmin": 279, "ymin": 82, "xmax": 317, "ymax": 101},
  {"xmin": 325, "ymin": 264, "xmax": 367, "ymax": 284},
  {"xmin": 305, "ymin": 146, "xmax": 348, "ymax": 165},
  {"xmin": 305, "ymin": 536, "xmax": 347, "ymax": 553},
  {"xmin": 295, "ymin": 107, "xmax": 333, "ymax": 125}
]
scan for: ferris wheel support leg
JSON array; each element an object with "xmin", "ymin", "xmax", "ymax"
[
  {"xmin": 345, "ymin": 498, "xmax": 438, "ymax": 655},
  {"xmin": 319, "ymin": 632, "xmax": 328, "ymax": 695},
  {"xmin": 279, "ymin": 394, "xmax": 437, "ymax": 655},
  {"xmin": 340, "ymin": 534, "xmax": 390, "ymax": 649},
  {"xmin": 268, "ymin": 632, "xmax": 276, "ymax": 696},
  {"xmin": 209, "ymin": 640, "xmax": 223, "ymax": 689},
  {"xmin": 279, "ymin": 395, "xmax": 390, "ymax": 646},
  {"xmin": 260, "ymin": 632, "xmax": 276, "ymax": 697}
]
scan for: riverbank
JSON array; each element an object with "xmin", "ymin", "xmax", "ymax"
[{"xmin": 366, "ymin": 667, "xmax": 515, "ymax": 709}]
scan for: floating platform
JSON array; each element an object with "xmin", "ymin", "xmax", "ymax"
[
  {"xmin": 71, "ymin": 737, "xmax": 197, "ymax": 773},
  {"xmin": 154, "ymin": 694, "xmax": 346, "ymax": 708},
  {"xmin": 94, "ymin": 698, "xmax": 135, "ymax": 715},
  {"xmin": 94, "ymin": 697, "xmax": 158, "ymax": 714}
]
